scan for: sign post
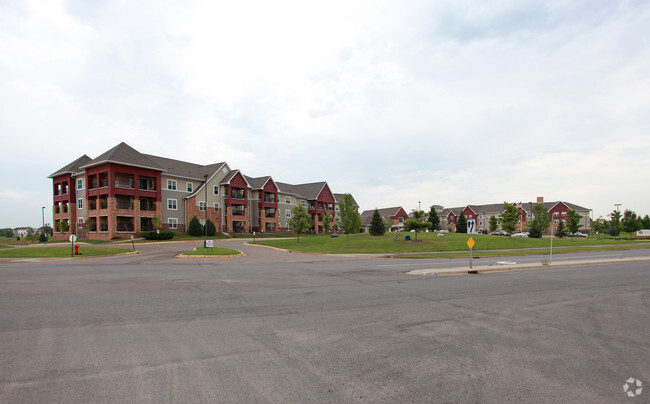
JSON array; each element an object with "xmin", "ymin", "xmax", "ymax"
[
  {"xmin": 69, "ymin": 234, "xmax": 77, "ymax": 257},
  {"xmin": 467, "ymin": 236, "xmax": 475, "ymax": 269}
]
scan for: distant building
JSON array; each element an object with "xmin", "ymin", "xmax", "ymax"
[
  {"xmin": 441, "ymin": 197, "xmax": 591, "ymax": 234},
  {"xmin": 13, "ymin": 227, "xmax": 34, "ymax": 238},
  {"xmin": 360, "ymin": 207, "xmax": 409, "ymax": 232}
]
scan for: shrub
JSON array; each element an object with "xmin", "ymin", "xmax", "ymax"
[
  {"xmin": 188, "ymin": 216, "xmax": 203, "ymax": 236},
  {"xmin": 141, "ymin": 231, "xmax": 175, "ymax": 240},
  {"xmin": 205, "ymin": 219, "xmax": 216, "ymax": 236},
  {"xmin": 528, "ymin": 227, "xmax": 542, "ymax": 238}
]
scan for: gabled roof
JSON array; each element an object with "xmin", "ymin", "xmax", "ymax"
[
  {"xmin": 48, "ymin": 154, "xmax": 93, "ymax": 178},
  {"xmin": 220, "ymin": 169, "xmax": 251, "ymax": 187},
  {"xmin": 145, "ymin": 154, "xmax": 225, "ymax": 180},
  {"xmin": 277, "ymin": 181, "xmax": 328, "ymax": 200},
  {"xmin": 80, "ymin": 142, "xmax": 164, "ymax": 172},
  {"xmin": 245, "ymin": 175, "xmax": 274, "ymax": 190},
  {"xmin": 334, "ymin": 193, "xmax": 359, "ymax": 207},
  {"xmin": 360, "ymin": 207, "xmax": 405, "ymax": 218}
]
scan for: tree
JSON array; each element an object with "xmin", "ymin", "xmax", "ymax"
[
  {"xmin": 555, "ymin": 220, "xmax": 567, "ymax": 238},
  {"xmin": 288, "ymin": 203, "xmax": 312, "ymax": 243},
  {"xmin": 205, "ymin": 219, "xmax": 216, "ymax": 236},
  {"xmin": 57, "ymin": 220, "xmax": 70, "ymax": 234},
  {"xmin": 489, "ymin": 216, "xmax": 498, "ymax": 232},
  {"xmin": 427, "ymin": 206, "xmax": 440, "ymax": 231},
  {"xmin": 591, "ymin": 217, "xmax": 608, "ymax": 239},
  {"xmin": 25, "ymin": 228, "xmax": 38, "ymax": 244},
  {"xmin": 455, "ymin": 212, "xmax": 467, "ymax": 233},
  {"xmin": 527, "ymin": 204, "xmax": 550, "ymax": 239},
  {"xmin": 0, "ymin": 228, "xmax": 13, "ymax": 237},
  {"xmin": 403, "ymin": 209, "xmax": 427, "ymax": 240},
  {"xmin": 500, "ymin": 202, "xmax": 519, "ymax": 234},
  {"xmin": 322, "ymin": 210, "xmax": 333, "ymax": 233},
  {"xmin": 641, "ymin": 214, "xmax": 650, "ymax": 229},
  {"xmin": 369, "ymin": 209, "xmax": 385, "ymax": 236},
  {"xmin": 566, "ymin": 208, "xmax": 583, "ymax": 238},
  {"xmin": 337, "ymin": 193, "xmax": 362, "ymax": 247},
  {"xmin": 151, "ymin": 215, "xmax": 163, "ymax": 231},
  {"xmin": 609, "ymin": 209, "xmax": 622, "ymax": 239},
  {"xmin": 188, "ymin": 216, "xmax": 203, "ymax": 236},
  {"xmin": 622, "ymin": 209, "xmax": 640, "ymax": 238}
]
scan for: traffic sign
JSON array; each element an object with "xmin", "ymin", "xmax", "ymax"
[
  {"xmin": 467, "ymin": 237, "xmax": 475, "ymax": 249},
  {"xmin": 69, "ymin": 235, "xmax": 77, "ymax": 243}
]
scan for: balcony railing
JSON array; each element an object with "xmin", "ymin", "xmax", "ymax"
[
  {"xmin": 232, "ymin": 206, "xmax": 245, "ymax": 216},
  {"xmin": 231, "ymin": 189, "xmax": 245, "ymax": 199},
  {"xmin": 264, "ymin": 195, "xmax": 276, "ymax": 203},
  {"xmin": 265, "ymin": 208, "xmax": 276, "ymax": 218}
]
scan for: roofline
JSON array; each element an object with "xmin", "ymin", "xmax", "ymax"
[{"xmin": 79, "ymin": 160, "xmax": 167, "ymax": 172}]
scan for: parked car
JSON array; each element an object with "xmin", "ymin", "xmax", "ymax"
[
  {"xmin": 569, "ymin": 232, "xmax": 588, "ymax": 237},
  {"xmin": 512, "ymin": 232, "xmax": 529, "ymax": 237},
  {"xmin": 489, "ymin": 230, "xmax": 511, "ymax": 236}
]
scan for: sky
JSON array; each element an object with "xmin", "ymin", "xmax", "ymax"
[{"xmin": 1, "ymin": 0, "xmax": 649, "ymax": 228}]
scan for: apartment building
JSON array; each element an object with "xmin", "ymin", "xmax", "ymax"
[
  {"xmin": 48, "ymin": 142, "xmax": 355, "ymax": 240},
  {"xmin": 441, "ymin": 197, "xmax": 591, "ymax": 234},
  {"xmin": 360, "ymin": 207, "xmax": 409, "ymax": 232}
]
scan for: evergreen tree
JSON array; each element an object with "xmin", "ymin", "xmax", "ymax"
[
  {"xmin": 555, "ymin": 220, "xmax": 567, "ymax": 238},
  {"xmin": 621, "ymin": 209, "xmax": 640, "ymax": 238},
  {"xmin": 369, "ymin": 209, "xmax": 385, "ymax": 236},
  {"xmin": 456, "ymin": 212, "xmax": 467, "ymax": 233},
  {"xmin": 205, "ymin": 219, "xmax": 216, "ymax": 236},
  {"xmin": 609, "ymin": 209, "xmax": 622, "ymax": 239},
  {"xmin": 427, "ymin": 206, "xmax": 440, "ymax": 231},
  {"xmin": 188, "ymin": 216, "xmax": 203, "ymax": 236}
]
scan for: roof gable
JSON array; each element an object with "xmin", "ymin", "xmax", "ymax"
[
  {"xmin": 81, "ymin": 142, "xmax": 164, "ymax": 172},
  {"xmin": 48, "ymin": 154, "xmax": 93, "ymax": 178}
]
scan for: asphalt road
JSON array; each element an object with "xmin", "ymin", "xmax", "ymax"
[{"xmin": 1, "ymin": 243, "xmax": 649, "ymax": 403}]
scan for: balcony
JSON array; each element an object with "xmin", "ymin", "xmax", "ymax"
[
  {"xmin": 265, "ymin": 208, "xmax": 276, "ymax": 218},
  {"xmin": 115, "ymin": 173, "xmax": 134, "ymax": 189},
  {"xmin": 232, "ymin": 206, "xmax": 245, "ymax": 216},
  {"xmin": 231, "ymin": 188, "xmax": 245, "ymax": 200},
  {"xmin": 264, "ymin": 194, "xmax": 276, "ymax": 203},
  {"xmin": 115, "ymin": 195, "xmax": 133, "ymax": 210},
  {"xmin": 140, "ymin": 197, "xmax": 156, "ymax": 211}
]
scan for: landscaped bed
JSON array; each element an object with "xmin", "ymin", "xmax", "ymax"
[{"xmin": 181, "ymin": 247, "xmax": 241, "ymax": 256}]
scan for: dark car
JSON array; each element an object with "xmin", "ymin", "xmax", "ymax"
[{"xmin": 489, "ymin": 230, "xmax": 511, "ymax": 236}]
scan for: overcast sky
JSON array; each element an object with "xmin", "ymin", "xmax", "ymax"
[{"xmin": 2, "ymin": 0, "xmax": 649, "ymax": 228}]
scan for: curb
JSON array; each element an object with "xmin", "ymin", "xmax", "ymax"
[{"xmin": 408, "ymin": 256, "xmax": 650, "ymax": 276}]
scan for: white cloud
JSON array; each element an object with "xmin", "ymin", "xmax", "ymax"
[{"xmin": 1, "ymin": 0, "xmax": 649, "ymax": 227}]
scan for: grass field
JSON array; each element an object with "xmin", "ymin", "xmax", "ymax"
[
  {"xmin": 182, "ymin": 247, "xmax": 241, "ymax": 256},
  {"xmin": 0, "ymin": 246, "xmax": 132, "ymax": 258},
  {"xmin": 254, "ymin": 232, "xmax": 650, "ymax": 255}
]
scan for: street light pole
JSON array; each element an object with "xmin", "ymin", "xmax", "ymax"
[
  {"xmin": 204, "ymin": 174, "xmax": 209, "ymax": 242},
  {"xmin": 42, "ymin": 206, "xmax": 46, "ymax": 244}
]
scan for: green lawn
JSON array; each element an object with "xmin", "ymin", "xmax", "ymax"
[
  {"xmin": 0, "ymin": 246, "xmax": 133, "ymax": 258},
  {"xmin": 182, "ymin": 247, "xmax": 241, "ymax": 256},
  {"xmin": 254, "ymin": 232, "xmax": 650, "ymax": 254}
]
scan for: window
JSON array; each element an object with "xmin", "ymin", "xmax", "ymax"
[
  {"xmin": 231, "ymin": 188, "xmax": 245, "ymax": 199},
  {"xmin": 554, "ymin": 212, "xmax": 559, "ymax": 217},
  {"xmin": 301, "ymin": 200, "xmax": 306, "ymax": 207},
  {"xmin": 78, "ymin": 218, "xmax": 84, "ymax": 228},
  {"xmin": 286, "ymin": 210, "xmax": 291, "ymax": 218},
  {"xmin": 139, "ymin": 176, "xmax": 155, "ymax": 190},
  {"xmin": 561, "ymin": 212, "xmax": 567, "ymax": 217},
  {"xmin": 168, "ymin": 218, "xmax": 178, "ymax": 229},
  {"xmin": 167, "ymin": 180, "xmax": 177, "ymax": 190},
  {"xmin": 168, "ymin": 199, "xmax": 177, "ymax": 210},
  {"xmin": 78, "ymin": 198, "xmax": 83, "ymax": 209},
  {"xmin": 77, "ymin": 179, "xmax": 83, "ymax": 190},
  {"xmin": 213, "ymin": 185, "xmax": 219, "ymax": 195},
  {"xmin": 286, "ymin": 225, "xmax": 291, "ymax": 231},
  {"xmin": 115, "ymin": 173, "xmax": 134, "ymax": 189},
  {"xmin": 115, "ymin": 195, "xmax": 133, "ymax": 210},
  {"xmin": 116, "ymin": 216, "xmax": 134, "ymax": 232},
  {"xmin": 214, "ymin": 202, "xmax": 220, "ymax": 211},
  {"xmin": 398, "ymin": 217, "xmax": 404, "ymax": 223},
  {"xmin": 285, "ymin": 196, "xmax": 291, "ymax": 204},
  {"xmin": 199, "ymin": 201, "xmax": 206, "ymax": 211},
  {"xmin": 187, "ymin": 182, "xmax": 193, "ymax": 192},
  {"xmin": 232, "ymin": 205, "xmax": 245, "ymax": 216}
]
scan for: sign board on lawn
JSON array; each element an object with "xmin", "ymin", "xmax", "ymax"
[{"xmin": 205, "ymin": 240, "xmax": 214, "ymax": 248}]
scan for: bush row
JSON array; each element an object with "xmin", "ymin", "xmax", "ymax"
[{"xmin": 140, "ymin": 230, "xmax": 175, "ymax": 240}]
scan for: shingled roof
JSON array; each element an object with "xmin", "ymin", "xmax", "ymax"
[
  {"xmin": 80, "ymin": 142, "xmax": 164, "ymax": 172},
  {"xmin": 48, "ymin": 154, "xmax": 93, "ymax": 178},
  {"xmin": 145, "ymin": 154, "xmax": 226, "ymax": 180}
]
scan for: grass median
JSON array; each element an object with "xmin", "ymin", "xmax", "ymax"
[
  {"xmin": 182, "ymin": 247, "xmax": 241, "ymax": 256},
  {"xmin": 0, "ymin": 246, "xmax": 132, "ymax": 258},
  {"xmin": 254, "ymin": 232, "xmax": 650, "ymax": 255}
]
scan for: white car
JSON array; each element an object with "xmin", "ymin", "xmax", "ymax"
[{"xmin": 512, "ymin": 232, "xmax": 529, "ymax": 237}]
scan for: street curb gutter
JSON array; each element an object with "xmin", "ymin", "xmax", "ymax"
[{"xmin": 408, "ymin": 256, "xmax": 650, "ymax": 276}]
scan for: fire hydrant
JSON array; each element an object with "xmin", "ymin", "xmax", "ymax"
[{"xmin": 74, "ymin": 244, "xmax": 79, "ymax": 255}]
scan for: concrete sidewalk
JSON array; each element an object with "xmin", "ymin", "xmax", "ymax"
[{"xmin": 408, "ymin": 256, "xmax": 650, "ymax": 276}]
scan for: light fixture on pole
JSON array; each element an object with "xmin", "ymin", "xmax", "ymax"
[{"xmin": 204, "ymin": 174, "xmax": 209, "ymax": 242}]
